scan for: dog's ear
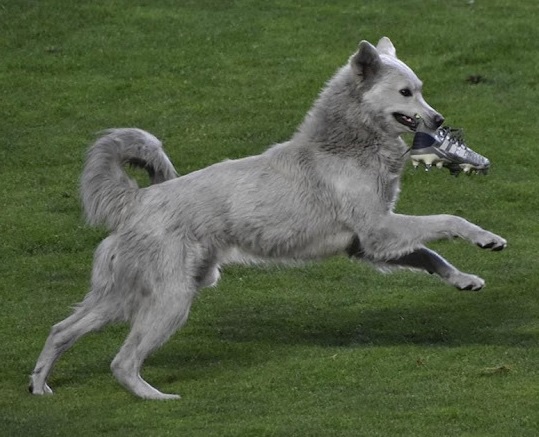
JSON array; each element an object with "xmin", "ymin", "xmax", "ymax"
[
  {"xmin": 376, "ymin": 37, "xmax": 396, "ymax": 57},
  {"xmin": 351, "ymin": 40, "xmax": 382, "ymax": 79}
]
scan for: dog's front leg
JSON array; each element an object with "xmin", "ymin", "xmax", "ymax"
[
  {"xmin": 361, "ymin": 213, "xmax": 506, "ymax": 257},
  {"xmin": 385, "ymin": 247, "xmax": 486, "ymax": 290},
  {"xmin": 347, "ymin": 238, "xmax": 486, "ymax": 290}
]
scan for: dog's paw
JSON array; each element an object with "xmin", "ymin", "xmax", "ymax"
[
  {"xmin": 142, "ymin": 392, "xmax": 181, "ymax": 401},
  {"xmin": 474, "ymin": 231, "xmax": 507, "ymax": 251},
  {"xmin": 29, "ymin": 382, "xmax": 53, "ymax": 395},
  {"xmin": 449, "ymin": 272, "xmax": 485, "ymax": 291}
]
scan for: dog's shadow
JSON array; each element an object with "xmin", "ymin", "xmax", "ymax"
[
  {"xmin": 51, "ymin": 270, "xmax": 533, "ymax": 388},
  {"xmin": 148, "ymin": 276, "xmax": 534, "ymax": 379},
  {"xmin": 187, "ymin": 264, "xmax": 532, "ymax": 350},
  {"xmin": 207, "ymin": 298, "xmax": 532, "ymax": 349}
]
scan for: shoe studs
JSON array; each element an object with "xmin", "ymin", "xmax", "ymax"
[{"xmin": 410, "ymin": 159, "xmax": 488, "ymax": 176}]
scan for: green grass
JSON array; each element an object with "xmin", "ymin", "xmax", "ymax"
[{"xmin": 1, "ymin": 0, "xmax": 538, "ymax": 435}]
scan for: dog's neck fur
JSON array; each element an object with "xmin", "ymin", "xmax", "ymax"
[{"xmin": 294, "ymin": 65, "xmax": 407, "ymax": 175}]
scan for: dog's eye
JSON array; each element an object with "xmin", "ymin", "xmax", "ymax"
[{"xmin": 399, "ymin": 88, "xmax": 412, "ymax": 97}]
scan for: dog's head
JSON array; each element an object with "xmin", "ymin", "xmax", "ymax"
[{"xmin": 350, "ymin": 37, "xmax": 444, "ymax": 135}]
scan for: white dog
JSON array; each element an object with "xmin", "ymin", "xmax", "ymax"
[{"xmin": 30, "ymin": 37, "xmax": 506, "ymax": 400}]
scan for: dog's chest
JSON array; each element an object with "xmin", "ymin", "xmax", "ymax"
[
  {"xmin": 379, "ymin": 158, "xmax": 405, "ymax": 200},
  {"xmin": 330, "ymin": 158, "xmax": 402, "ymax": 212},
  {"xmin": 376, "ymin": 140, "xmax": 406, "ymax": 206},
  {"xmin": 378, "ymin": 172, "xmax": 401, "ymax": 209}
]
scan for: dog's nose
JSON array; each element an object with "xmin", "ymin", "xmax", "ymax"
[{"xmin": 433, "ymin": 114, "xmax": 445, "ymax": 128}]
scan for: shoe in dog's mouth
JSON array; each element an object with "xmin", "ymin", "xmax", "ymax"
[{"xmin": 393, "ymin": 113, "xmax": 419, "ymax": 131}]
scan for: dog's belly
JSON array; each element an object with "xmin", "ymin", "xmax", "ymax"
[
  {"xmin": 295, "ymin": 230, "xmax": 355, "ymax": 258},
  {"xmin": 219, "ymin": 230, "xmax": 355, "ymax": 266}
]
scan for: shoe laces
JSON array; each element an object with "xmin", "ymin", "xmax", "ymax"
[
  {"xmin": 442, "ymin": 126, "xmax": 486, "ymax": 162},
  {"xmin": 441, "ymin": 126, "xmax": 471, "ymax": 153},
  {"xmin": 440, "ymin": 126, "xmax": 464, "ymax": 144}
]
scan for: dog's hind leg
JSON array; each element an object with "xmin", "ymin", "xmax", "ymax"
[
  {"xmin": 386, "ymin": 247, "xmax": 485, "ymax": 291},
  {"xmin": 29, "ymin": 302, "xmax": 115, "ymax": 395},
  {"xmin": 110, "ymin": 282, "xmax": 195, "ymax": 400},
  {"xmin": 30, "ymin": 236, "xmax": 121, "ymax": 395}
]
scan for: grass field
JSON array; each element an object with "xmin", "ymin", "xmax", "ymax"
[{"xmin": 1, "ymin": 0, "xmax": 538, "ymax": 435}]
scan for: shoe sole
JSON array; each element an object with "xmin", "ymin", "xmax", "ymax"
[{"xmin": 411, "ymin": 153, "xmax": 489, "ymax": 175}]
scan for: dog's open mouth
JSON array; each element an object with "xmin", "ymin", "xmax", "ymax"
[{"xmin": 393, "ymin": 113, "xmax": 419, "ymax": 131}]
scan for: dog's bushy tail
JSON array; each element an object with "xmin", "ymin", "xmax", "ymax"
[{"xmin": 81, "ymin": 128, "xmax": 178, "ymax": 231}]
